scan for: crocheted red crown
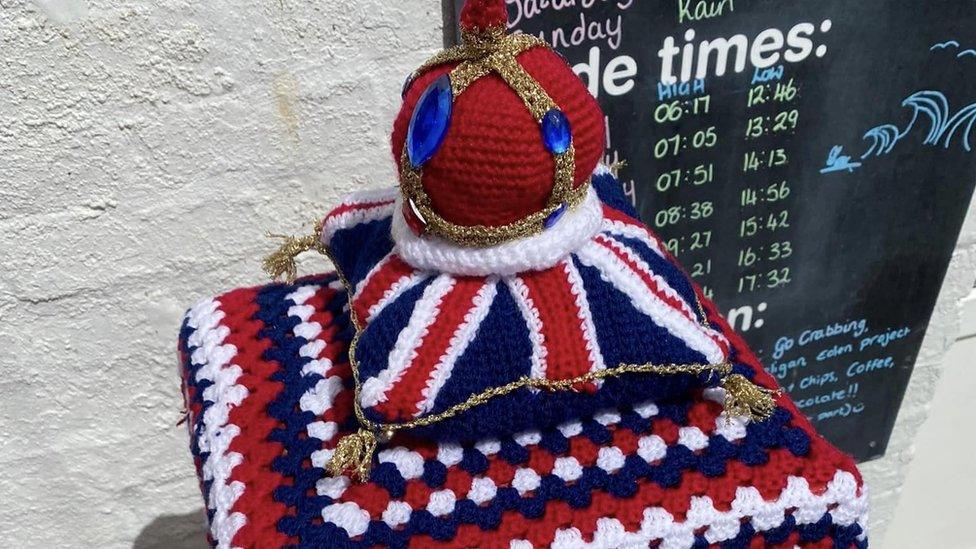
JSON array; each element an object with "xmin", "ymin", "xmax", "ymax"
[{"xmin": 391, "ymin": 0, "xmax": 605, "ymax": 235}]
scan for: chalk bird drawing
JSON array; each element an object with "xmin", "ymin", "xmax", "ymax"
[
  {"xmin": 929, "ymin": 40, "xmax": 976, "ymax": 58},
  {"xmin": 820, "ymin": 145, "xmax": 862, "ymax": 174},
  {"xmin": 930, "ymin": 40, "xmax": 960, "ymax": 51}
]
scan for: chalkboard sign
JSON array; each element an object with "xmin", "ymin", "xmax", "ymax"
[{"xmin": 446, "ymin": 0, "xmax": 976, "ymax": 461}]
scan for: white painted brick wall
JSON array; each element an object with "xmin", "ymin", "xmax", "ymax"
[
  {"xmin": 0, "ymin": 1, "xmax": 973, "ymax": 547},
  {"xmin": 958, "ymin": 289, "xmax": 976, "ymax": 339},
  {"xmin": 867, "ymin": 199, "xmax": 976, "ymax": 544},
  {"xmin": 0, "ymin": 1, "xmax": 441, "ymax": 547}
]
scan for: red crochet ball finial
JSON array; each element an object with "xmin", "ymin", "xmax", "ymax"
[{"xmin": 460, "ymin": 0, "xmax": 508, "ymax": 36}]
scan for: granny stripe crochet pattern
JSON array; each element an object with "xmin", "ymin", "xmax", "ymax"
[
  {"xmin": 179, "ymin": 276, "xmax": 868, "ymax": 548},
  {"xmin": 179, "ymin": 211, "xmax": 869, "ymax": 547}
]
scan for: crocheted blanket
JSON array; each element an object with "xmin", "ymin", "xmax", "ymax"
[{"xmin": 179, "ymin": 273, "xmax": 869, "ymax": 548}]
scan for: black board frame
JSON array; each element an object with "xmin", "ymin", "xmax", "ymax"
[{"xmin": 439, "ymin": 0, "xmax": 976, "ymax": 462}]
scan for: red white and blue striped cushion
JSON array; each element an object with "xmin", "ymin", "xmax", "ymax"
[{"xmin": 323, "ymin": 173, "xmax": 733, "ymax": 439}]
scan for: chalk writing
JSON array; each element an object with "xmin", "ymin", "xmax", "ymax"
[
  {"xmin": 657, "ymin": 20, "xmax": 831, "ymax": 84},
  {"xmin": 468, "ymin": 0, "xmax": 976, "ymax": 461},
  {"xmin": 511, "ymin": 0, "xmax": 635, "ymax": 51},
  {"xmin": 574, "ymin": 47, "xmax": 638, "ymax": 96},
  {"xmin": 508, "ymin": 0, "xmax": 635, "ymax": 27},
  {"xmin": 678, "ymin": 0, "xmax": 735, "ymax": 25},
  {"xmin": 542, "ymin": 13, "xmax": 624, "ymax": 50}
]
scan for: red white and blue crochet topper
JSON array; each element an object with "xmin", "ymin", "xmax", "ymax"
[
  {"xmin": 179, "ymin": 0, "xmax": 869, "ymax": 546},
  {"xmin": 324, "ymin": 171, "xmax": 742, "ymax": 445},
  {"xmin": 314, "ymin": 0, "xmax": 782, "ymax": 472}
]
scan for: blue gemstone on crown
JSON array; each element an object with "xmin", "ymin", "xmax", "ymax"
[
  {"xmin": 407, "ymin": 74, "xmax": 453, "ymax": 168},
  {"xmin": 541, "ymin": 109, "xmax": 572, "ymax": 154},
  {"xmin": 544, "ymin": 203, "xmax": 568, "ymax": 229}
]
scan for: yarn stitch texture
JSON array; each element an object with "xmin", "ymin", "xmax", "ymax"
[
  {"xmin": 323, "ymin": 171, "xmax": 734, "ymax": 440},
  {"xmin": 179, "ymin": 274, "xmax": 868, "ymax": 548},
  {"xmin": 179, "ymin": 180, "xmax": 868, "ymax": 548},
  {"xmin": 392, "ymin": 46, "xmax": 606, "ymax": 229}
]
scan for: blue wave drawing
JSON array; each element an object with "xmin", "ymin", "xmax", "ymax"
[
  {"xmin": 902, "ymin": 91, "xmax": 949, "ymax": 145},
  {"xmin": 861, "ymin": 124, "xmax": 903, "ymax": 157},
  {"xmin": 941, "ymin": 103, "xmax": 976, "ymax": 151},
  {"xmin": 824, "ymin": 42, "xmax": 976, "ymax": 174},
  {"xmin": 904, "ymin": 91, "xmax": 976, "ymax": 151},
  {"xmin": 931, "ymin": 40, "xmax": 960, "ymax": 51},
  {"xmin": 859, "ymin": 91, "xmax": 976, "ymax": 158}
]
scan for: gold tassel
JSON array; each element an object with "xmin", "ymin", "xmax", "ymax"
[
  {"xmin": 721, "ymin": 374, "xmax": 780, "ymax": 422},
  {"xmin": 326, "ymin": 429, "xmax": 378, "ymax": 482},
  {"xmin": 263, "ymin": 231, "xmax": 323, "ymax": 283},
  {"xmin": 608, "ymin": 160, "xmax": 628, "ymax": 177}
]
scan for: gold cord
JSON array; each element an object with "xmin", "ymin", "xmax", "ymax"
[
  {"xmin": 365, "ymin": 362, "xmax": 733, "ymax": 433},
  {"xmin": 263, "ymin": 221, "xmax": 326, "ymax": 283},
  {"xmin": 326, "ymin": 350, "xmax": 779, "ymax": 481},
  {"xmin": 326, "ymin": 428, "xmax": 378, "ymax": 482},
  {"xmin": 721, "ymin": 374, "xmax": 781, "ymax": 421}
]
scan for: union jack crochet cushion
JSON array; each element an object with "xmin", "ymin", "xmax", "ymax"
[
  {"xmin": 178, "ymin": 172, "xmax": 869, "ymax": 548},
  {"xmin": 327, "ymin": 170, "xmax": 734, "ymax": 442}
]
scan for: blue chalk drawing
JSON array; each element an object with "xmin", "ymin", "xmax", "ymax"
[
  {"xmin": 931, "ymin": 40, "xmax": 960, "ymax": 51},
  {"xmin": 822, "ymin": 42, "xmax": 976, "ymax": 175},
  {"xmin": 929, "ymin": 40, "xmax": 976, "ymax": 59},
  {"xmin": 861, "ymin": 124, "xmax": 903, "ymax": 158},
  {"xmin": 898, "ymin": 91, "xmax": 976, "ymax": 152},
  {"xmin": 825, "ymin": 91, "xmax": 976, "ymax": 174},
  {"xmin": 867, "ymin": 91, "xmax": 976, "ymax": 154},
  {"xmin": 902, "ymin": 91, "xmax": 950, "ymax": 146},
  {"xmin": 940, "ymin": 105, "xmax": 976, "ymax": 152},
  {"xmin": 855, "ymin": 91, "xmax": 976, "ymax": 160},
  {"xmin": 820, "ymin": 146, "xmax": 862, "ymax": 173}
]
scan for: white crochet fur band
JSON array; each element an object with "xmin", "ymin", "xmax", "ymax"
[{"xmin": 392, "ymin": 182, "xmax": 605, "ymax": 277}]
